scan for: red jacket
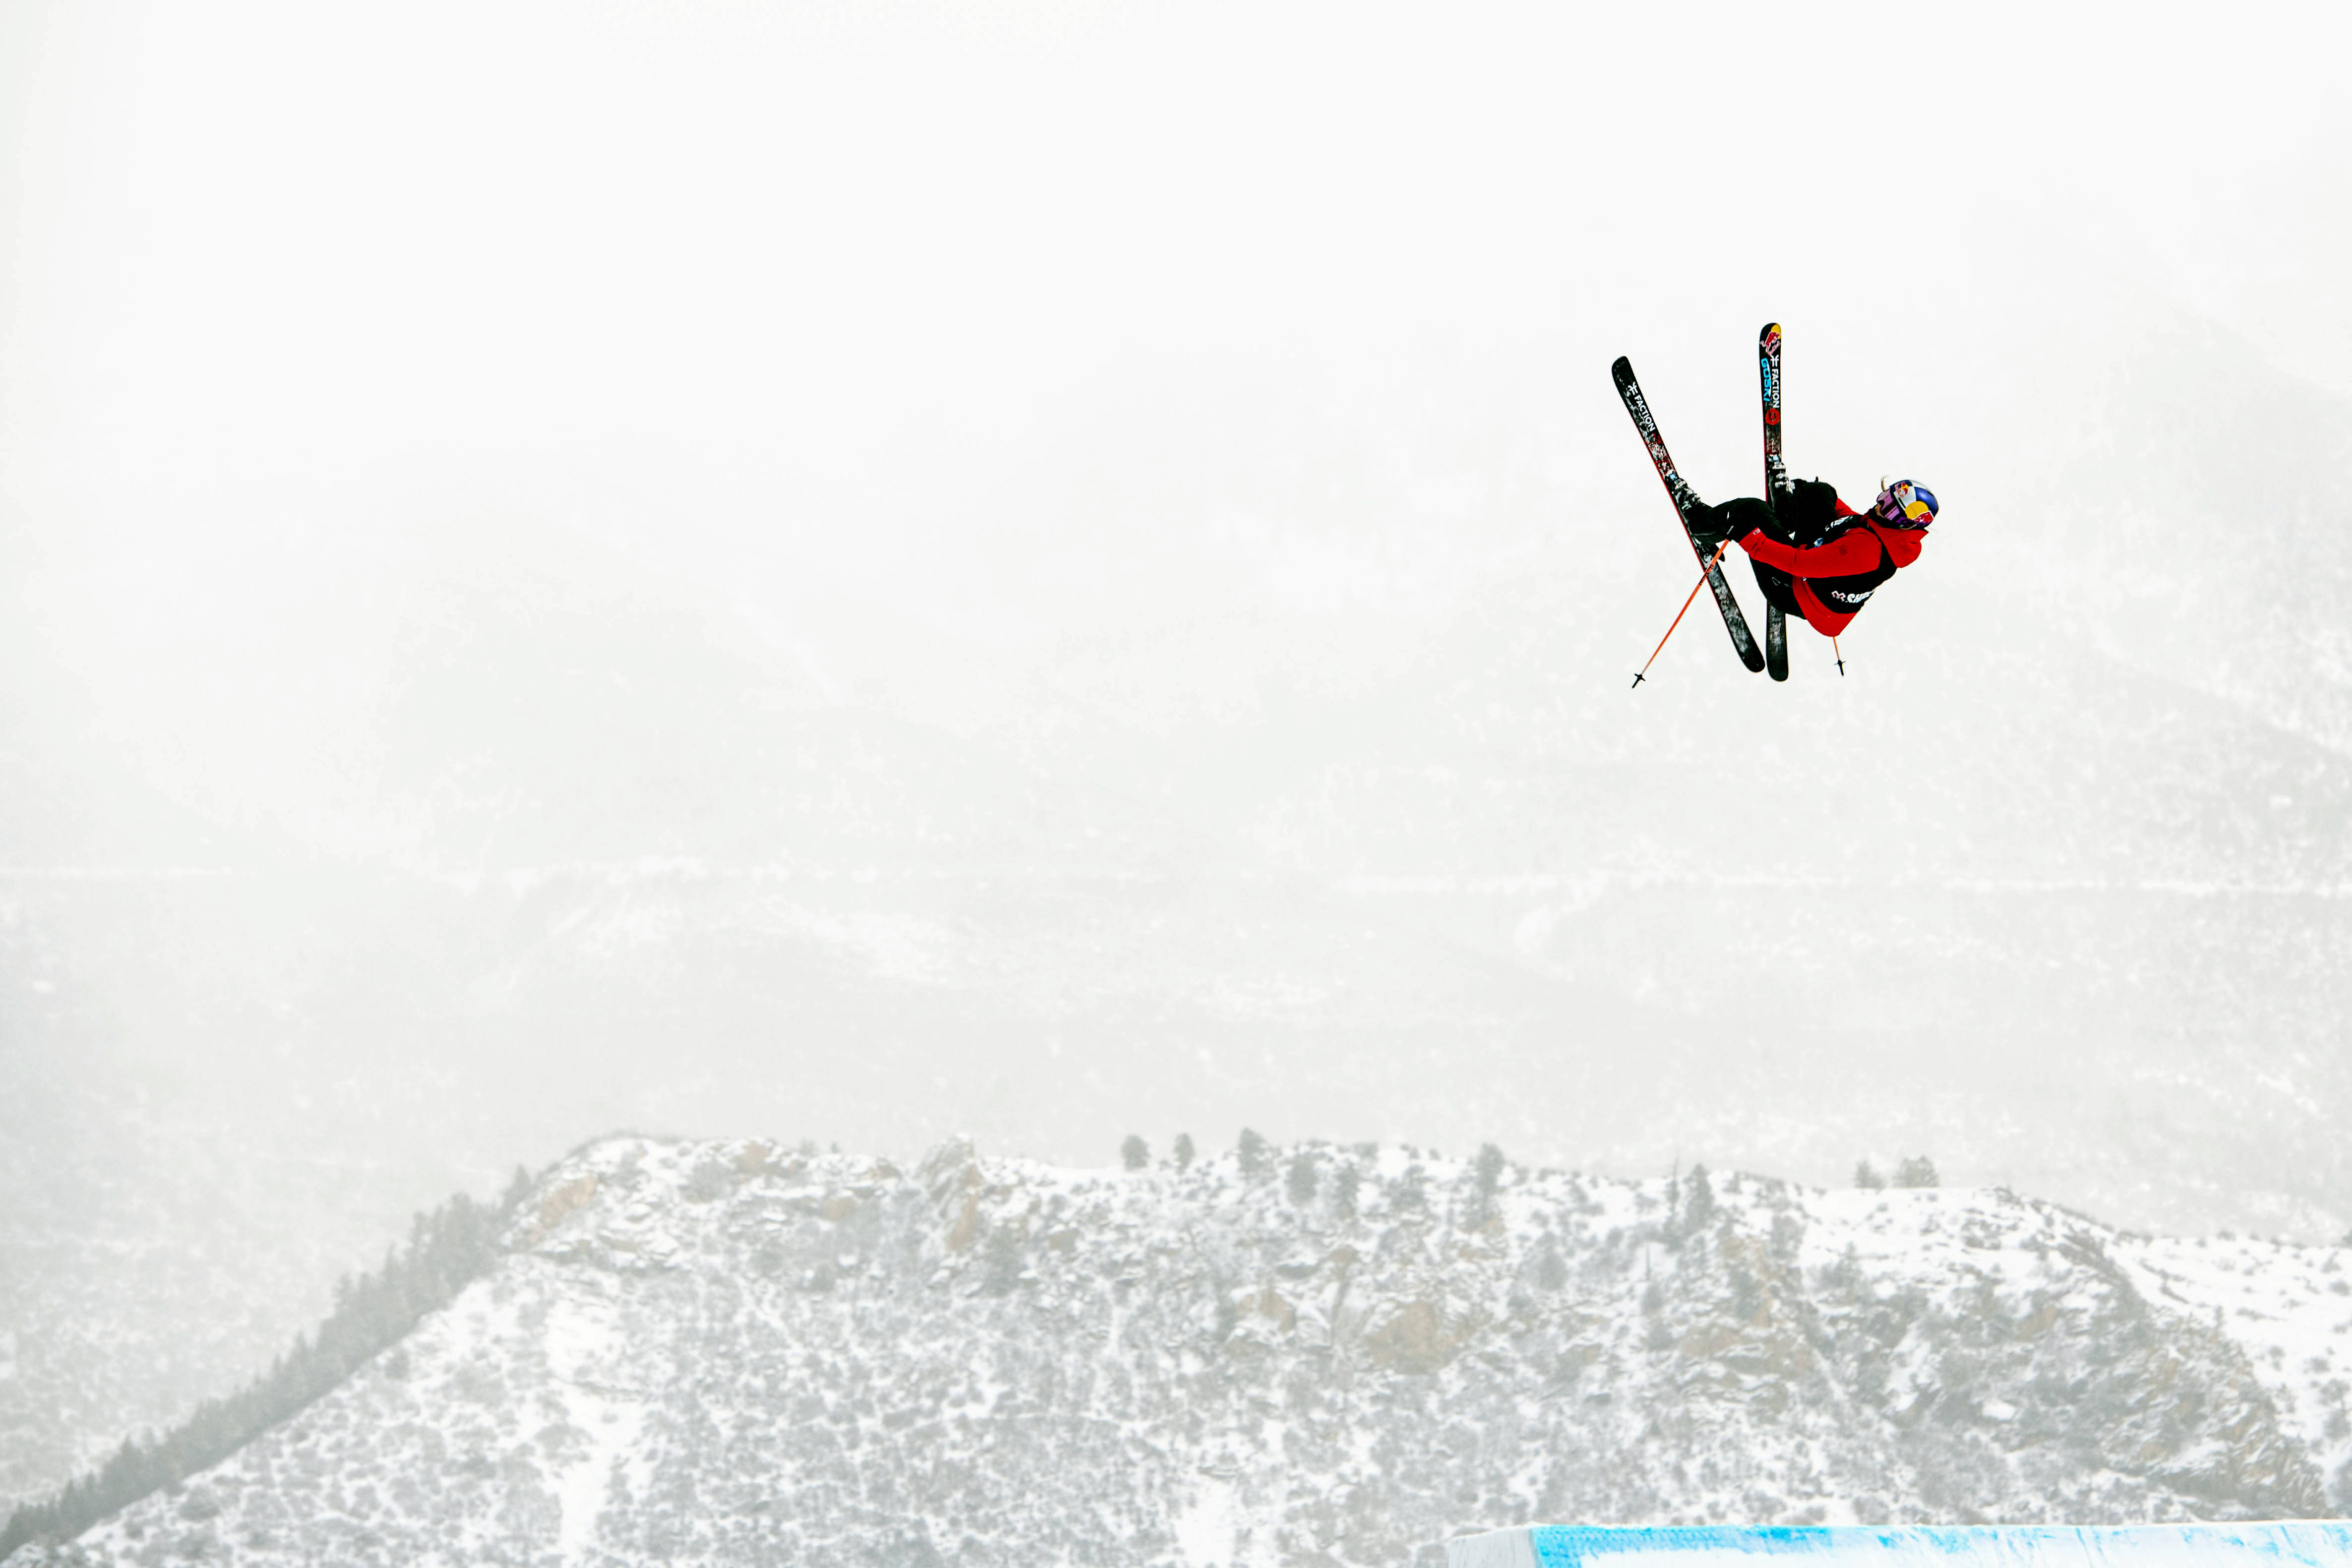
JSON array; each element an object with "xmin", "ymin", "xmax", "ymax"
[{"xmin": 1733, "ymin": 498, "xmax": 1925, "ymax": 636}]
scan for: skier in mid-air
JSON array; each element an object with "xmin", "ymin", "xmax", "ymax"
[
  {"xmin": 1613, "ymin": 329, "xmax": 1939, "ymax": 683},
  {"xmin": 1683, "ymin": 479, "xmax": 1939, "ymax": 638}
]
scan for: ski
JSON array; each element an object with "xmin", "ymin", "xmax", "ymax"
[
  {"xmin": 1612, "ymin": 356, "xmax": 1765, "ymax": 673},
  {"xmin": 1758, "ymin": 323, "xmax": 1789, "ymax": 682}
]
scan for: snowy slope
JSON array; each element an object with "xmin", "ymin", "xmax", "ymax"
[
  {"xmin": 2120, "ymin": 1231, "xmax": 2352, "ymax": 1494},
  {"xmin": 10, "ymin": 1138, "xmax": 2349, "ymax": 1568}
]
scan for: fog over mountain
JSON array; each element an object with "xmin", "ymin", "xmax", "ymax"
[{"xmin": 3, "ymin": 0, "xmax": 2350, "ymax": 1541}]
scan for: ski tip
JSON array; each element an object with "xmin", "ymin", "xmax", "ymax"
[{"xmin": 1611, "ymin": 355, "xmax": 1633, "ymax": 381}]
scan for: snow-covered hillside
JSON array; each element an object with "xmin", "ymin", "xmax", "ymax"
[{"xmin": 11, "ymin": 1138, "xmax": 2349, "ymax": 1568}]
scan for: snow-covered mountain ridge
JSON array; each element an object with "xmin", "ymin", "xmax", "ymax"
[{"xmin": 14, "ymin": 1136, "xmax": 2352, "ymax": 1568}]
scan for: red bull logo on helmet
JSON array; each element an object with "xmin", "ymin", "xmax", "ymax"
[{"xmin": 1874, "ymin": 480, "xmax": 1938, "ymax": 528}]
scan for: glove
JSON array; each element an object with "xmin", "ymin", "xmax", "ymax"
[
  {"xmin": 1686, "ymin": 502, "xmax": 1742, "ymax": 550},
  {"xmin": 1689, "ymin": 498, "xmax": 1762, "ymax": 551},
  {"xmin": 1778, "ymin": 479, "xmax": 1840, "ymax": 544}
]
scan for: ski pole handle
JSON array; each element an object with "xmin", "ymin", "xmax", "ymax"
[{"xmin": 1631, "ymin": 539, "xmax": 1735, "ymax": 689}]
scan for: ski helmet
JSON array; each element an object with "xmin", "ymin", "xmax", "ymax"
[{"xmin": 1873, "ymin": 480, "xmax": 1938, "ymax": 529}]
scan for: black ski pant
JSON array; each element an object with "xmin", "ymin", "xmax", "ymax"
[{"xmin": 1693, "ymin": 496, "xmax": 1803, "ymax": 618}]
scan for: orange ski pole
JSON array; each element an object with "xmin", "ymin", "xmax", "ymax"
[
  {"xmin": 1832, "ymin": 636, "xmax": 1845, "ymax": 676},
  {"xmin": 1631, "ymin": 538, "xmax": 1734, "ymax": 689}
]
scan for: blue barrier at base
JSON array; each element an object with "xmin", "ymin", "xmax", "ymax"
[{"xmin": 1448, "ymin": 1526, "xmax": 2352, "ymax": 1568}]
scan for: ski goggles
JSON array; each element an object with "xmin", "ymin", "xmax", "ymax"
[{"xmin": 1873, "ymin": 481, "xmax": 1937, "ymax": 528}]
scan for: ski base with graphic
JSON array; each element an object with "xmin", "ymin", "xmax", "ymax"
[
  {"xmin": 1758, "ymin": 321, "xmax": 1790, "ymax": 681},
  {"xmin": 1611, "ymin": 356, "xmax": 1765, "ymax": 674}
]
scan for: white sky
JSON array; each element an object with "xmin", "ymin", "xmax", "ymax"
[
  {"xmin": 0, "ymin": 0, "xmax": 2338, "ymax": 878},
  {"xmin": 3, "ymin": 0, "xmax": 2346, "ymax": 625}
]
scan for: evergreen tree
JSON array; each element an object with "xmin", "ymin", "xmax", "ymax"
[
  {"xmin": 1475, "ymin": 1144, "xmax": 1506, "ymax": 1199},
  {"xmin": 1285, "ymin": 1150, "xmax": 1318, "ymax": 1205},
  {"xmin": 1854, "ymin": 1159, "xmax": 1885, "ymax": 1190},
  {"xmin": 1685, "ymin": 1164, "xmax": 1716, "ymax": 1229},
  {"xmin": 1467, "ymin": 1143, "xmax": 1507, "ymax": 1227},
  {"xmin": 1237, "ymin": 1128, "xmax": 1269, "ymax": 1178},
  {"xmin": 1171, "ymin": 1133, "xmax": 1195, "ymax": 1171},
  {"xmin": 1894, "ymin": 1155, "xmax": 1940, "ymax": 1188},
  {"xmin": 1121, "ymin": 1135, "xmax": 1149, "ymax": 1170}
]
